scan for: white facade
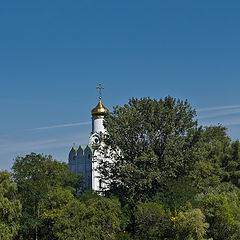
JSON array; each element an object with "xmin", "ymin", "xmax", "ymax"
[
  {"xmin": 68, "ymin": 97, "xmax": 108, "ymax": 192},
  {"xmin": 90, "ymin": 116, "xmax": 106, "ymax": 192},
  {"xmin": 92, "ymin": 116, "xmax": 105, "ymax": 133}
]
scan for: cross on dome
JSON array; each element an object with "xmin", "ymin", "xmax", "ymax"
[
  {"xmin": 96, "ymin": 83, "xmax": 104, "ymax": 100},
  {"xmin": 91, "ymin": 83, "xmax": 108, "ymax": 118}
]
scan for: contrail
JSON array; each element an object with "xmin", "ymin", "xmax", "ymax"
[
  {"xmin": 27, "ymin": 121, "xmax": 91, "ymax": 131},
  {"xmin": 198, "ymin": 108, "xmax": 240, "ymax": 119},
  {"xmin": 0, "ymin": 133, "xmax": 89, "ymax": 154},
  {"xmin": 197, "ymin": 104, "xmax": 240, "ymax": 112},
  {"xmin": 201, "ymin": 118, "xmax": 240, "ymax": 127}
]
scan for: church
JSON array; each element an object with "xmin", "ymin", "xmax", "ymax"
[{"xmin": 68, "ymin": 84, "xmax": 108, "ymax": 191}]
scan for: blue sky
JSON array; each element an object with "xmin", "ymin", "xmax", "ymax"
[{"xmin": 1, "ymin": 0, "xmax": 240, "ymax": 170}]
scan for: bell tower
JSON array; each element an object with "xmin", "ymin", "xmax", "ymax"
[
  {"xmin": 68, "ymin": 83, "xmax": 109, "ymax": 192},
  {"xmin": 90, "ymin": 83, "xmax": 109, "ymax": 191},
  {"xmin": 91, "ymin": 83, "xmax": 108, "ymax": 134}
]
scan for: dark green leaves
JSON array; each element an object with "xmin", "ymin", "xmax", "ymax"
[
  {"xmin": 0, "ymin": 171, "xmax": 22, "ymax": 240},
  {"xmin": 11, "ymin": 153, "xmax": 81, "ymax": 240},
  {"xmin": 101, "ymin": 96, "xmax": 199, "ymax": 203}
]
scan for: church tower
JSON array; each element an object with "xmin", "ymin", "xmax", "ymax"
[
  {"xmin": 90, "ymin": 83, "xmax": 108, "ymax": 144},
  {"xmin": 90, "ymin": 83, "xmax": 109, "ymax": 191},
  {"xmin": 68, "ymin": 83, "xmax": 108, "ymax": 192}
]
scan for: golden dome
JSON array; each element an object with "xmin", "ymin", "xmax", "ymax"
[{"xmin": 91, "ymin": 99, "xmax": 109, "ymax": 117}]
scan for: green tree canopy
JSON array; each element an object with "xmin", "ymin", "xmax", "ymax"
[
  {"xmin": 222, "ymin": 140, "xmax": 240, "ymax": 188},
  {"xmin": 134, "ymin": 202, "xmax": 171, "ymax": 240},
  {"xmin": 99, "ymin": 96, "xmax": 201, "ymax": 204},
  {"xmin": 12, "ymin": 153, "xmax": 81, "ymax": 240},
  {"xmin": 0, "ymin": 170, "xmax": 22, "ymax": 240},
  {"xmin": 53, "ymin": 196, "xmax": 124, "ymax": 240},
  {"xmin": 175, "ymin": 206, "xmax": 210, "ymax": 240},
  {"xmin": 196, "ymin": 190, "xmax": 240, "ymax": 240},
  {"xmin": 189, "ymin": 125, "xmax": 229, "ymax": 192}
]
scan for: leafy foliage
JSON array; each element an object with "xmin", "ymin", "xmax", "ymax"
[
  {"xmin": 11, "ymin": 153, "xmax": 81, "ymax": 240},
  {"xmin": 189, "ymin": 126, "xmax": 229, "ymax": 191},
  {"xmin": 223, "ymin": 140, "xmax": 240, "ymax": 187},
  {"xmin": 134, "ymin": 202, "xmax": 171, "ymax": 239},
  {"xmin": 152, "ymin": 176, "xmax": 197, "ymax": 209},
  {"xmin": 53, "ymin": 197, "xmax": 123, "ymax": 240},
  {"xmin": 0, "ymin": 171, "xmax": 22, "ymax": 240},
  {"xmin": 196, "ymin": 191, "xmax": 240, "ymax": 240},
  {"xmin": 100, "ymin": 96, "xmax": 200, "ymax": 204},
  {"xmin": 175, "ymin": 207, "xmax": 210, "ymax": 240}
]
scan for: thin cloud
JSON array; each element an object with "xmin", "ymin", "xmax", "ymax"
[
  {"xmin": 198, "ymin": 108, "xmax": 240, "ymax": 120},
  {"xmin": 197, "ymin": 104, "xmax": 240, "ymax": 112},
  {"xmin": 0, "ymin": 139, "xmax": 58, "ymax": 153},
  {"xmin": 224, "ymin": 119, "xmax": 240, "ymax": 126},
  {"xmin": 201, "ymin": 118, "xmax": 240, "ymax": 127},
  {"xmin": 0, "ymin": 133, "xmax": 90, "ymax": 154},
  {"xmin": 27, "ymin": 121, "xmax": 91, "ymax": 131}
]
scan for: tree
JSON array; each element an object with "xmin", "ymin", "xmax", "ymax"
[
  {"xmin": 189, "ymin": 125, "xmax": 229, "ymax": 192},
  {"xmin": 222, "ymin": 140, "xmax": 240, "ymax": 188},
  {"xmin": 196, "ymin": 190, "xmax": 240, "ymax": 240},
  {"xmin": 152, "ymin": 176, "xmax": 197, "ymax": 209},
  {"xmin": 99, "ymin": 96, "xmax": 201, "ymax": 204},
  {"xmin": 134, "ymin": 202, "xmax": 171, "ymax": 240},
  {"xmin": 41, "ymin": 186, "xmax": 76, "ymax": 239},
  {"xmin": 0, "ymin": 171, "xmax": 22, "ymax": 240},
  {"xmin": 175, "ymin": 207, "xmax": 209, "ymax": 240},
  {"xmin": 12, "ymin": 153, "xmax": 80, "ymax": 240},
  {"xmin": 53, "ymin": 196, "xmax": 123, "ymax": 240}
]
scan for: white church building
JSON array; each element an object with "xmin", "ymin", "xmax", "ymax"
[{"xmin": 68, "ymin": 84, "xmax": 108, "ymax": 191}]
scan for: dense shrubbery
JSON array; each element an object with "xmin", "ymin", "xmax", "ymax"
[{"xmin": 1, "ymin": 96, "xmax": 240, "ymax": 239}]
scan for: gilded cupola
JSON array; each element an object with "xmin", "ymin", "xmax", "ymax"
[
  {"xmin": 91, "ymin": 83, "xmax": 109, "ymax": 118},
  {"xmin": 91, "ymin": 99, "xmax": 108, "ymax": 117}
]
